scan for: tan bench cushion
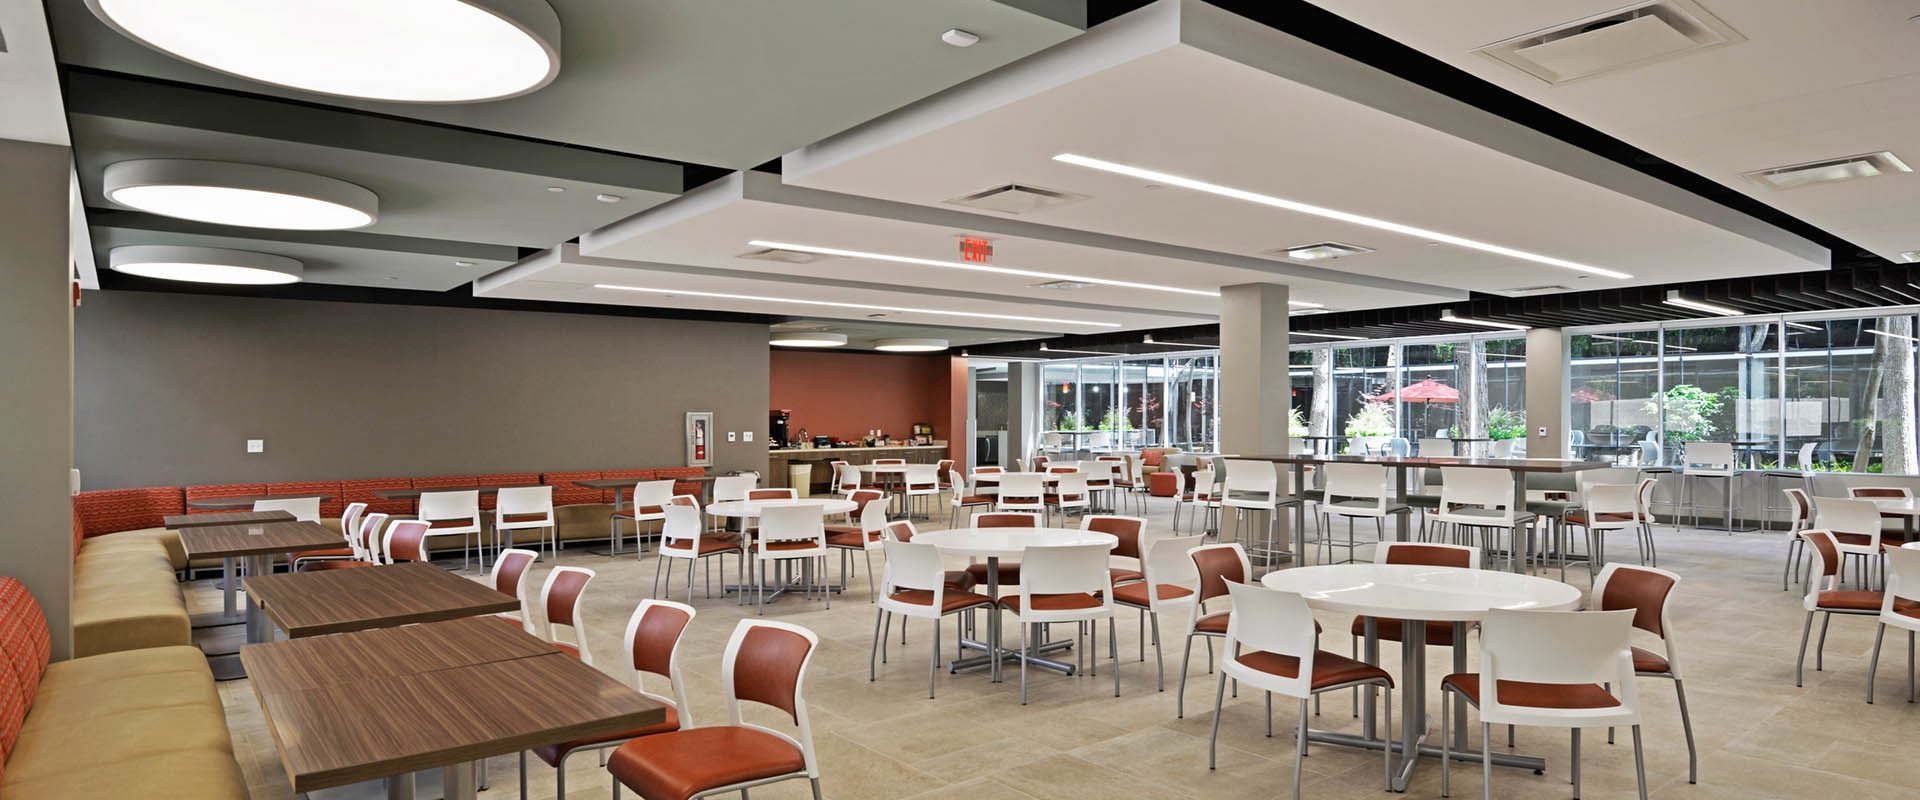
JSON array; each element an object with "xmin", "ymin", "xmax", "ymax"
[
  {"xmin": 70, "ymin": 531, "xmax": 191, "ymax": 657},
  {"xmin": 80, "ymin": 527, "xmax": 186, "ymax": 570},
  {"xmin": 0, "ymin": 748, "xmax": 247, "ymax": 799}
]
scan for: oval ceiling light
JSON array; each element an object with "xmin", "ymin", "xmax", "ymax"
[
  {"xmin": 104, "ymin": 160, "xmax": 379, "ymax": 230},
  {"xmin": 86, "ymin": 0, "xmax": 562, "ymax": 104},
  {"xmin": 874, "ymin": 338, "xmax": 949, "ymax": 353},
  {"xmin": 109, "ymin": 245, "xmax": 303, "ymax": 285},
  {"xmin": 771, "ymin": 332, "xmax": 848, "ymax": 348}
]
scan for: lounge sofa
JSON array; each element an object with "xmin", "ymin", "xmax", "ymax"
[
  {"xmin": 68, "ymin": 488, "xmax": 194, "ymax": 657},
  {"xmin": 0, "ymin": 576, "xmax": 246, "ymax": 799}
]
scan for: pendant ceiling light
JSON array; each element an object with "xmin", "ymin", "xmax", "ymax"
[
  {"xmin": 110, "ymin": 245, "xmax": 303, "ymax": 285},
  {"xmin": 874, "ymin": 338, "xmax": 949, "ymax": 353},
  {"xmin": 771, "ymin": 332, "xmax": 849, "ymax": 348},
  {"xmin": 104, "ymin": 160, "xmax": 379, "ymax": 230},
  {"xmin": 86, "ymin": 0, "xmax": 562, "ymax": 103}
]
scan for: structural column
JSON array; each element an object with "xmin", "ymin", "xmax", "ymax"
[
  {"xmin": 1006, "ymin": 361, "xmax": 1041, "ymax": 467},
  {"xmin": 1524, "ymin": 327, "xmax": 1569, "ymax": 459},
  {"xmin": 0, "ymin": 139, "xmax": 76, "ymax": 659},
  {"xmin": 1219, "ymin": 283, "xmax": 1292, "ymax": 557}
]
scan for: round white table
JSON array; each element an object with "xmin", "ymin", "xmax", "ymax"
[
  {"xmin": 968, "ymin": 471, "xmax": 1061, "ymax": 484},
  {"xmin": 1260, "ymin": 564, "xmax": 1581, "ymax": 791},
  {"xmin": 705, "ymin": 498, "xmax": 856, "ymax": 518},
  {"xmin": 915, "ymin": 527, "xmax": 1118, "ymax": 682}
]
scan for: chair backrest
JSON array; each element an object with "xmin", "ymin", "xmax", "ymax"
[
  {"xmin": 1221, "ymin": 459, "xmax": 1276, "ymax": 496},
  {"xmin": 1479, "ymin": 609, "xmax": 1637, "ymax": 704},
  {"xmin": 834, "ymin": 463, "xmax": 861, "ymax": 491},
  {"xmin": 749, "ymin": 488, "xmax": 798, "ymax": 501},
  {"xmin": 935, "ymin": 459, "xmax": 955, "ymax": 477},
  {"xmin": 1080, "ymin": 460, "xmax": 1115, "ymax": 483},
  {"xmin": 1375, "ymin": 541, "xmax": 1479, "ymax": 569},
  {"xmin": 1418, "ymin": 438, "xmax": 1454, "ymax": 458},
  {"xmin": 495, "ymin": 485, "xmax": 553, "ymax": 517},
  {"xmin": 881, "ymin": 539, "xmax": 947, "ymax": 594},
  {"xmin": 1141, "ymin": 534, "xmax": 1205, "ymax": 598},
  {"xmin": 1634, "ymin": 476, "xmax": 1658, "ymax": 519},
  {"xmin": 883, "ymin": 519, "xmax": 917, "ymax": 542},
  {"xmin": 659, "ymin": 504, "xmax": 703, "ymax": 548},
  {"xmin": 1054, "ymin": 472, "xmax": 1089, "ymax": 498},
  {"xmin": 540, "ymin": 566, "xmax": 597, "ymax": 665},
  {"xmin": 972, "ymin": 511, "xmax": 1039, "ymax": 528},
  {"xmin": 947, "ymin": 469, "xmax": 971, "ymax": 499},
  {"xmin": 355, "ymin": 512, "xmax": 390, "ymax": 561},
  {"xmin": 1187, "ymin": 469, "xmax": 1216, "ymax": 499},
  {"xmin": 1592, "ymin": 563, "xmax": 1682, "ymax": 675},
  {"xmin": 714, "ymin": 475, "xmax": 757, "ymax": 502},
  {"xmin": 1019, "ymin": 543, "xmax": 1113, "ymax": 598},
  {"xmin": 631, "ymin": 479, "xmax": 677, "ymax": 507},
  {"xmin": 1081, "ymin": 515, "xmax": 1145, "ymax": 561},
  {"xmin": 1814, "ymin": 497, "xmax": 1882, "ymax": 544},
  {"xmin": 668, "ymin": 494, "xmax": 700, "ymax": 509},
  {"xmin": 720, "ymin": 620, "xmax": 821, "ymax": 778},
  {"xmin": 1388, "ymin": 437, "xmax": 1411, "ymax": 457},
  {"xmin": 623, "ymin": 599, "xmax": 696, "ymax": 725},
  {"xmin": 1801, "ymin": 530, "xmax": 1843, "ymax": 597},
  {"xmin": 1585, "ymin": 483, "xmax": 1639, "ymax": 519},
  {"xmin": 1046, "ymin": 464, "xmax": 1079, "ymax": 474},
  {"xmin": 904, "ymin": 464, "xmax": 939, "ymax": 490},
  {"xmin": 846, "ymin": 489, "xmax": 885, "ymax": 518},
  {"xmin": 998, "ymin": 473, "xmax": 1044, "ymax": 500},
  {"xmin": 1783, "ymin": 486, "xmax": 1812, "ymax": 524},
  {"xmin": 1684, "ymin": 441, "xmax": 1735, "ymax": 471},
  {"xmin": 1223, "ymin": 582, "xmax": 1319, "ymax": 694},
  {"xmin": 757, "ymin": 504, "xmax": 825, "ymax": 549},
  {"xmin": 490, "ymin": 548, "xmax": 539, "ymax": 628},
  {"xmin": 382, "ymin": 519, "xmax": 430, "ymax": 563},
  {"xmin": 1849, "ymin": 485, "xmax": 1912, "ymax": 500},
  {"xmin": 1797, "ymin": 441, "xmax": 1819, "ymax": 469},
  {"xmin": 417, "ymin": 490, "xmax": 479, "ymax": 522},
  {"xmin": 339, "ymin": 502, "xmax": 367, "ymax": 546},
  {"xmin": 1323, "ymin": 463, "xmax": 1389, "ymax": 505},
  {"xmin": 856, "ymin": 497, "xmax": 889, "ymax": 540},
  {"xmin": 1031, "ymin": 455, "xmax": 1050, "ymax": 471},
  {"xmin": 255, "ymin": 496, "xmax": 322, "ymax": 523},
  {"xmin": 974, "ymin": 466, "xmax": 1004, "ymax": 476},
  {"xmin": 873, "ymin": 458, "xmax": 906, "ymax": 465},
  {"xmin": 1188, "ymin": 543, "xmax": 1250, "ymax": 604},
  {"xmin": 1438, "ymin": 467, "xmax": 1516, "ymax": 519},
  {"xmin": 1884, "ymin": 547, "xmax": 1920, "ymax": 613}
]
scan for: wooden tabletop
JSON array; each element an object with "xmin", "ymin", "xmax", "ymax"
[
  {"xmin": 244, "ymin": 638, "xmax": 665, "ymax": 792},
  {"xmin": 371, "ymin": 483, "xmax": 540, "ymax": 500},
  {"xmin": 1247, "ymin": 454, "xmax": 1612, "ymax": 473},
  {"xmin": 178, "ymin": 521, "xmax": 346, "ymax": 559},
  {"xmin": 164, "ymin": 509, "xmax": 295, "ymax": 529},
  {"xmin": 243, "ymin": 561, "xmax": 519, "ymax": 638},
  {"xmin": 241, "ymin": 616, "xmax": 553, "ymax": 695},
  {"xmin": 186, "ymin": 493, "xmax": 331, "ymax": 510}
]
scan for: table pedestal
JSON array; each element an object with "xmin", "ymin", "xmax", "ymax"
[{"xmin": 945, "ymin": 556, "xmax": 1080, "ymax": 679}]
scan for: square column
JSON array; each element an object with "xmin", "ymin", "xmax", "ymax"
[
  {"xmin": 1525, "ymin": 327, "xmax": 1569, "ymax": 459},
  {"xmin": 1219, "ymin": 283, "xmax": 1293, "ymax": 559}
]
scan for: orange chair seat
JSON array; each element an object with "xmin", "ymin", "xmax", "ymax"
[
  {"xmin": 1441, "ymin": 673, "xmax": 1622, "ymax": 709},
  {"xmin": 1631, "ymin": 646, "xmax": 1670, "ymax": 674},
  {"xmin": 825, "ymin": 531, "xmax": 878, "ymax": 549},
  {"xmin": 1816, "ymin": 590, "xmax": 1884, "ymax": 611},
  {"xmin": 1112, "ymin": 582, "xmax": 1194, "ymax": 608},
  {"xmin": 1108, "ymin": 567, "xmax": 1145, "ymax": 585},
  {"xmin": 998, "ymin": 592, "xmax": 1102, "ymax": 612},
  {"xmin": 888, "ymin": 589, "xmax": 995, "ymax": 613},
  {"xmin": 608, "ymin": 726, "xmax": 807, "ymax": 800},
  {"xmin": 1236, "ymin": 649, "xmax": 1393, "ymax": 691},
  {"xmin": 291, "ymin": 547, "xmax": 353, "ymax": 561}
]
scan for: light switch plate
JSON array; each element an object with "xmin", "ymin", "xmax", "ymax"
[
  {"xmin": 1536, "ymin": 427, "xmax": 1548, "ymax": 437},
  {"xmin": 727, "ymin": 431, "xmax": 738, "ymax": 442},
  {"xmin": 246, "ymin": 439, "xmax": 265, "ymax": 454},
  {"xmin": 744, "ymin": 431, "xmax": 754, "ymax": 442}
]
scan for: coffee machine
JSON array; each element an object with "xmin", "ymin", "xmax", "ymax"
[{"xmin": 769, "ymin": 409, "xmax": 791, "ymax": 448}]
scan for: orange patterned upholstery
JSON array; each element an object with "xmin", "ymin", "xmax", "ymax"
[
  {"xmin": 265, "ymin": 481, "xmax": 344, "ymax": 519},
  {"xmin": 601, "ymin": 469, "xmax": 657, "ymax": 503},
  {"xmin": 343, "ymin": 478, "xmax": 414, "ymax": 516},
  {"xmin": 653, "ymin": 467, "xmax": 707, "ymax": 498},
  {"xmin": 474, "ymin": 472, "xmax": 540, "ymax": 510},
  {"xmin": 73, "ymin": 486, "xmax": 184, "ymax": 536},
  {"xmin": 71, "ymin": 506, "xmax": 83, "ymax": 559},
  {"xmin": 412, "ymin": 474, "xmax": 478, "ymax": 490},
  {"xmin": 183, "ymin": 483, "xmax": 265, "ymax": 514},
  {"xmin": 542, "ymin": 470, "xmax": 605, "ymax": 506},
  {"xmin": 0, "ymin": 578, "xmax": 51, "ymax": 719}
]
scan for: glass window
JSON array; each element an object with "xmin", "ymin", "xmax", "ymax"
[
  {"xmin": 1332, "ymin": 345, "xmax": 1394, "ymax": 451},
  {"xmin": 1661, "ymin": 323, "xmax": 1778, "ymax": 467},
  {"xmin": 1570, "ymin": 329, "xmax": 1663, "ymax": 464},
  {"xmin": 1398, "ymin": 342, "xmax": 1463, "ymax": 443},
  {"xmin": 1168, "ymin": 354, "xmax": 1219, "ymax": 450},
  {"xmin": 1784, "ymin": 316, "xmax": 1917, "ymax": 472},
  {"xmin": 1289, "ymin": 349, "xmax": 1317, "ymax": 442},
  {"xmin": 1042, "ymin": 363, "xmax": 1080, "ymax": 449},
  {"xmin": 1124, "ymin": 360, "xmax": 1164, "ymax": 448}
]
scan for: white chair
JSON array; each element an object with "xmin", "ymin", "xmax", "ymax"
[
  {"xmin": 1424, "ymin": 468, "xmax": 1534, "ymax": 571},
  {"xmin": 947, "ymin": 469, "xmax": 993, "ymax": 527},
  {"xmin": 1795, "ymin": 530, "xmax": 1885, "ymax": 686},
  {"xmin": 380, "ymin": 518, "xmax": 432, "ymax": 564},
  {"xmin": 487, "ymin": 547, "xmax": 539, "ymax": 633},
  {"xmin": 1815, "ymin": 497, "xmax": 1886, "ymax": 588},
  {"xmin": 1210, "ymin": 582, "xmax": 1393, "ymax": 799},
  {"xmin": 537, "ymin": 566, "xmax": 597, "ymax": 665},
  {"xmin": 1867, "ymin": 546, "xmax": 1920, "ymax": 704},
  {"xmin": 289, "ymin": 500, "xmax": 361, "ymax": 569},
  {"xmin": 1847, "ymin": 485, "xmax": 1914, "ymax": 540},
  {"xmin": 612, "ymin": 479, "xmax": 675, "ymax": 554},
  {"xmin": 1591, "ymin": 563, "xmax": 1696, "ymax": 784},
  {"xmin": 1000, "ymin": 543, "xmax": 1118, "ymax": 704},
  {"xmin": 294, "ymin": 509, "xmax": 383, "ymax": 571},
  {"xmin": 971, "ymin": 466, "xmax": 1002, "ymax": 500},
  {"xmin": 1418, "ymin": 438, "xmax": 1455, "ymax": 458},
  {"xmin": 902, "ymin": 464, "xmax": 941, "ymax": 519},
  {"xmin": 1440, "ymin": 608, "xmax": 1647, "ymax": 800},
  {"xmin": 1079, "ymin": 459, "xmax": 1116, "ymax": 511},
  {"xmin": 493, "ymin": 485, "xmax": 556, "ymax": 562},
  {"xmin": 339, "ymin": 502, "xmax": 367, "ymax": 549},
  {"xmin": 1176, "ymin": 543, "xmax": 1253, "ymax": 719},
  {"xmin": 753, "ymin": 504, "xmax": 829, "ymax": 615},
  {"xmin": 712, "ymin": 474, "xmax": 759, "ymax": 534},
  {"xmin": 831, "ymin": 461, "xmax": 859, "ymax": 494},
  {"xmin": 872, "ymin": 540, "xmax": 995, "ymax": 698},
  {"xmin": 1318, "ymin": 464, "xmax": 1407, "ymax": 565},
  {"xmin": 1781, "ymin": 486, "xmax": 1815, "ymax": 591},
  {"xmin": 1047, "ymin": 472, "xmax": 1091, "ymax": 522},
  {"xmin": 254, "ymin": 496, "xmax": 321, "ymax": 523},
  {"xmin": 1563, "ymin": 483, "xmax": 1642, "ymax": 579},
  {"xmin": 1678, "ymin": 441, "xmax": 1739, "ymax": 531},
  {"xmin": 995, "ymin": 473, "xmax": 1047, "ymax": 517},
  {"xmin": 1174, "ymin": 468, "xmax": 1221, "ymax": 535},
  {"xmin": 417, "ymin": 489, "xmax": 483, "ymax": 570},
  {"xmin": 1221, "ymin": 459, "xmax": 1300, "ymax": 570},
  {"xmin": 653, "ymin": 504, "xmax": 733, "ymax": 602},
  {"xmin": 1112, "ymin": 534, "xmax": 1203, "ymax": 691},
  {"xmin": 827, "ymin": 496, "xmax": 889, "ymax": 599}
]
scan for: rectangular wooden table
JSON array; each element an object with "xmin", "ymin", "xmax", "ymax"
[
  {"xmin": 179, "ymin": 521, "xmax": 350, "ymax": 650},
  {"xmin": 165, "ymin": 509, "xmax": 296, "ymax": 528},
  {"xmin": 370, "ymin": 483, "xmax": 540, "ymax": 500},
  {"xmin": 243, "ymin": 561, "xmax": 519, "ymax": 639},
  {"xmin": 242, "ymin": 621, "xmax": 665, "ymax": 800},
  {"xmin": 185, "ymin": 493, "xmax": 331, "ymax": 510}
]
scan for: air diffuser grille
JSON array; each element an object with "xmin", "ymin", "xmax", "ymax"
[{"xmin": 1474, "ymin": 1, "xmax": 1743, "ymax": 85}]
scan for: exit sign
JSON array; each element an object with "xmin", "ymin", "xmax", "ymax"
[{"xmin": 959, "ymin": 237, "xmax": 994, "ymax": 263}]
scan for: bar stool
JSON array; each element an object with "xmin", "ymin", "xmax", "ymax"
[
  {"xmin": 539, "ymin": 566, "xmax": 597, "ymax": 665},
  {"xmin": 1425, "ymin": 468, "xmax": 1533, "ymax": 571},
  {"xmin": 1677, "ymin": 441, "xmax": 1739, "ymax": 531},
  {"xmin": 606, "ymin": 620, "xmax": 822, "ymax": 800},
  {"xmin": 1174, "ymin": 468, "xmax": 1221, "ymax": 536},
  {"xmin": 1222, "ymin": 459, "xmax": 1300, "ymax": 571},
  {"xmin": 1319, "ymin": 464, "xmax": 1407, "ymax": 565}
]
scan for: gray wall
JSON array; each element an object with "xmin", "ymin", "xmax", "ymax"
[
  {"xmin": 0, "ymin": 139, "xmax": 76, "ymax": 659},
  {"xmin": 75, "ymin": 292, "xmax": 770, "ymax": 488}
]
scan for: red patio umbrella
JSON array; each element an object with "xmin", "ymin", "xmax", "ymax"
[{"xmin": 1367, "ymin": 378, "xmax": 1460, "ymax": 403}]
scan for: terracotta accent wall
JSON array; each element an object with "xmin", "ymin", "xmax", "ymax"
[{"xmin": 770, "ymin": 350, "xmax": 960, "ymax": 460}]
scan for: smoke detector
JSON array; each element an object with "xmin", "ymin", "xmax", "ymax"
[
  {"xmin": 1474, "ymin": 1, "xmax": 1744, "ymax": 85},
  {"xmin": 944, "ymin": 184, "xmax": 1089, "ymax": 215}
]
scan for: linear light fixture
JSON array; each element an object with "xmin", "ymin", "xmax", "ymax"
[
  {"xmin": 1785, "ymin": 321, "xmax": 1822, "ymax": 332},
  {"xmin": 749, "ymin": 240, "xmax": 1220, "ymax": 299},
  {"xmin": 1867, "ymin": 328, "xmax": 1920, "ymax": 344},
  {"xmin": 1290, "ymin": 330, "xmax": 1366, "ymax": 341},
  {"xmin": 1439, "ymin": 310, "xmax": 1529, "ymax": 331},
  {"xmin": 1589, "ymin": 332, "xmax": 1694, "ymax": 352},
  {"xmin": 1142, "ymin": 334, "xmax": 1217, "ymax": 349},
  {"xmin": 1039, "ymin": 343, "xmax": 1125, "ymax": 356},
  {"xmin": 592, "ymin": 284, "xmax": 1120, "ymax": 328},
  {"xmin": 1053, "ymin": 154, "xmax": 1632, "ymax": 280},
  {"xmin": 1662, "ymin": 290, "xmax": 1740, "ymax": 317}
]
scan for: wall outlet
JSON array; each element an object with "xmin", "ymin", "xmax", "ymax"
[
  {"xmin": 743, "ymin": 431, "xmax": 754, "ymax": 442},
  {"xmin": 727, "ymin": 431, "xmax": 738, "ymax": 442},
  {"xmin": 246, "ymin": 439, "xmax": 265, "ymax": 454}
]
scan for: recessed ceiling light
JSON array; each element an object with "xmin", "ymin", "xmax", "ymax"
[
  {"xmin": 1270, "ymin": 242, "xmax": 1374, "ymax": 262},
  {"xmin": 453, "ymin": 260, "xmax": 476, "ymax": 267},
  {"xmin": 771, "ymin": 332, "xmax": 848, "ymax": 348},
  {"xmin": 1439, "ymin": 309, "xmax": 1530, "ymax": 331},
  {"xmin": 875, "ymin": 338, "xmax": 949, "ymax": 352},
  {"xmin": 547, "ymin": 186, "xmax": 566, "ymax": 193},
  {"xmin": 1899, "ymin": 250, "xmax": 1920, "ymax": 263},
  {"xmin": 1662, "ymin": 290, "xmax": 1740, "ymax": 316},
  {"xmin": 940, "ymin": 28, "xmax": 980, "ymax": 47},
  {"xmin": 85, "ymin": 0, "xmax": 562, "ymax": 103},
  {"xmin": 593, "ymin": 284, "xmax": 1120, "ymax": 328},
  {"xmin": 595, "ymin": 194, "xmax": 623, "ymax": 203},
  {"xmin": 103, "ymin": 160, "xmax": 377, "ymax": 230},
  {"xmin": 1743, "ymin": 151, "xmax": 1911, "ymax": 190},
  {"xmin": 1053, "ymin": 153, "xmax": 1632, "ymax": 280},
  {"xmin": 748, "ymin": 239, "xmax": 1218, "ymax": 298},
  {"xmin": 109, "ymin": 245, "xmax": 302, "ymax": 285}
]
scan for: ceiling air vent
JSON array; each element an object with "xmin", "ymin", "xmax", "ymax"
[
  {"xmin": 1742, "ymin": 151, "xmax": 1912, "ymax": 190},
  {"xmin": 944, "ymin": 184, "xmax": 1089, "ymax": 215},
  {"xmin": 1265, "ymin": 242, "xmax": 1373, "ymax": 262},
  {"xmin": 737, "ymin": 247, "xmax": 827, "ymax": 264},
  {"xmin": 1474, "ymin": 0, "xmax": 1744, "ymax": 85}
]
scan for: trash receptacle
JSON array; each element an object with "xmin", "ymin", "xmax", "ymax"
[{"xmin": 788, "ymin": 464, "xmax": 814, "ymax": 498}]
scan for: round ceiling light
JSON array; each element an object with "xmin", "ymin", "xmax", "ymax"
[
  {"xmin": 85, "ymin": 0, "xmax": 562, "ymax": 103},
  {"xmin": 771, "ymin": 332, "xmax": 848, "ymax": 348},
  {"xmin": 109, "ymin": 245, "xmax": 303, "ymax": 285},
  {"xmin": 104, "ymin": 160, "xmax": 379, "ymax": 230},
  {"xmin": 874, "ymin": 338, "xmax": 950, "ymax": 353}
]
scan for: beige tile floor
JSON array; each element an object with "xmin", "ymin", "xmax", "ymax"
[{"xmin": 199, "ymin": 499, "xmax": 1920, "ymax": 799}]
